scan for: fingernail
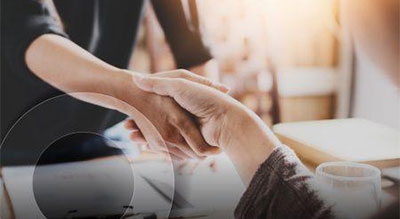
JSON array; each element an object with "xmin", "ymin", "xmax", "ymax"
[
  {"xmin": 212, "ymin": 147, "xmax": 222, "ymax": 154},
  {"xmin": 217, "ymin": 84, "xmax": 230, "ymax": 93},
  {"xmin": 206, "ymin": 147, "xmax": 221, "ymax": 155},
  {"xmin": 221, "ymin": 85, "xmax": 230, "ymax": 93}
]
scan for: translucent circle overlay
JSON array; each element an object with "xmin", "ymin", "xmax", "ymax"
[
  {"xmin": 0, "ymin": 93, "xmax": 175, "ymax": 218},
  {"xmin": 33, "ymin": 132, "xmax": 135, "ymax": 218}
]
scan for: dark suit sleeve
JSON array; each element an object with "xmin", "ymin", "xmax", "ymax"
[
  {"xmin": 1, "ymin": 0, "xmax": 68, "ymax": 77},
  {"xmin": 151, "ymin": 0, "xmax": 212, "ymax": 69}
]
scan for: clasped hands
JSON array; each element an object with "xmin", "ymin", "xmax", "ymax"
[{"xmin": 122, "ymin": 69, "xmax": 254, "ymax": 160}]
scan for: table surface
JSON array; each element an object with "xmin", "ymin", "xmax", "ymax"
[
  {"xmin": 273, "ymin": 118, "xmax": 400, "ymax": 168},
  {"xmin": 1, "ymin": 154, "xmax": 399, "ymax": 219},
  {"xmin": 2, "ymin": 164, "xmax": 398, "ymax": 219},
  {"xmin": 0, "ymin": 153, "xmax": 243, "ymax": 219}
]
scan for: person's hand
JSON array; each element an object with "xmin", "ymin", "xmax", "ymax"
[
  {"xmin": 130, "ymin": 72, "xmax": 281, "ymax": 184},
  {"xmin": 129, "ymin": 73, "xmax": 249, "ymax": 150},
  {"xmin": 117, "ymin": 70, "xmax": 228, "ymax": 160}
]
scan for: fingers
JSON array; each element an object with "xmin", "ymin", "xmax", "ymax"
[
  {"xmin": 154, "ymin": 69, "xmax": 229, "ymax": 93},
  {"xmin": 131, "ymin": 73, "xmax": 225, "ymax": 159},
  {"xmin": 129, "ymin": 130, "xmax": 146, "ymax": 143},
  {"xmin": 173, "ymin": 141, "xmax": 206, "ymax": 160},
  {"xmin": 126, "ymin": 113, "xmax": 221, "ymax": 158},
  {"xmin": 124, "ymin": 119, "xmax": 139, "ymax": 130},
  {"xmin": 175, "ymin": 119, "xmax": 220, "ymax": 156},
  {"xmin": 125, "ymin": 119, "xmax": 203, "ymax": 160},
  {"xmin": 125, "ymin": 119, "xmax": 146, "ymax": 142},
  {"xmin": 127, "ymin": 127, "xmax": 193, "ymax": 160},
  {"xmin": 167, "ymin": 146, "xmax": 191, "ymax": 160}
]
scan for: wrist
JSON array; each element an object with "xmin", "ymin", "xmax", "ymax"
[
  {"xmin": 104, "ymin": 69, "xmax": 147, "ymax": 113},
  {"xmin": 219, "ymin": 102, "xmax": 278, "ymax": 157},
  {"xmin": 220, "ymin": 105, "xmax": 278, "ymax": 184},
  {"xmin": 218, "ymin": 104, "xmax": 256, "ymax": 149}
]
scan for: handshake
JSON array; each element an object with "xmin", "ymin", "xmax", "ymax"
[
  {"xmin": 122, "ymin": 69, "xmax": 241, "ymax": 159},
  {"xmin": 116, "ymin": 70, "xmax": 279, "ymax": 182}
]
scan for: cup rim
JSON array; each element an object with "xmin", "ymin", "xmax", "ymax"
[{"xmin": 316, "ymin": 161, "xmax": 381, "ymax": 181}]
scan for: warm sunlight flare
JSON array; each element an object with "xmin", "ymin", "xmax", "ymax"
[{"xmin": 197, "ymin": 0, "xmax": 337, "ymax": 73}]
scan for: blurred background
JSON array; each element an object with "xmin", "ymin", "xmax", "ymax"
[
  {"xmin": 1, "ymin": 1, "xmax": 398, "ymax": 217},
  {"xmin": 127, "ymin": 0, "xmax": 398, "ymax": 130}
]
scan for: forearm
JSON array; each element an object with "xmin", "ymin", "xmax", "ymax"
[
  {"xmin": 25, "ymin": 34, "xmax": 137, "ymax": 112},
  {"xmin": 221, "ymin": 107, "xmax": 280, "ymax": 185},
  {"xmin": 223, "ymin": 109, "xmax": 334, "ymax": 218}
]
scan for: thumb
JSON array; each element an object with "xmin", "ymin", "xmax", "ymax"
[
  {"xmin": 152, "ymin": 70, "xmax": 230, "ymax": 93},
  {"xmin": 132, "ymin": 73, "xmax": 178, "ymax": 97}
]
